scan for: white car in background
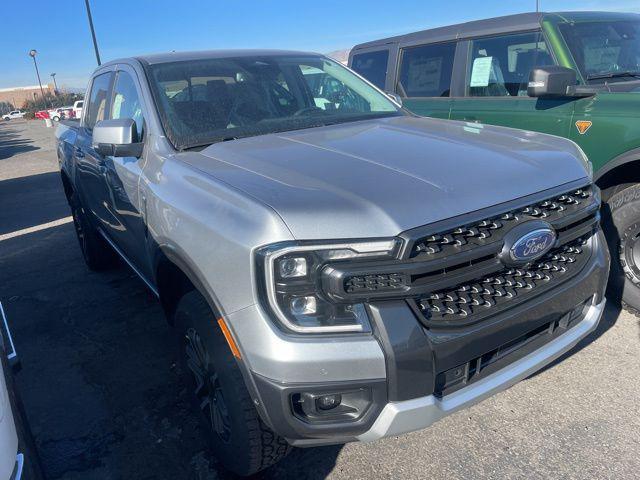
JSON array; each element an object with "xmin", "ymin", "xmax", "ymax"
[
  {"xmin": 48, "ymin": 108, "xmax": 67, "ymax": 122},
  {"xmin": 2, "ymin": 111, "xmax": 25, "ymax": 121},
  {"xmin": 73, "ymin": 100, "xmax": 83, "ymax": 119}
]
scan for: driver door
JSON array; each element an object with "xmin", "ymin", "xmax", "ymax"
[{"xmin": 99, "ymin": 65, "xmax": 152, "ymax": 279}]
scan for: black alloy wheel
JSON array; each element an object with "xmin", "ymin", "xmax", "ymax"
[{"xmin": 185, "ymin": 327, "xmax": 232, "ymax": 443}]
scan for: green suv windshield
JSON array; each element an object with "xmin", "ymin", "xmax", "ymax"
[
  {"xmin": 559, "ymin": 20, "xmax": 640, "ymax": 83},
  {"xmin": 146, "ymin": 55, "xmax": 401, "ymax": 150}
]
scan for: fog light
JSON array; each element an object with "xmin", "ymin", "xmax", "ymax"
[
  {"xmin": 279, "ymin": 257, "xmax": 307, "ymax": 278},
  {"xmin": 316, "ymin": 394, "xmax": 342, "ymax": 411},
  {"xmin": 292, "ymin": 387, "xmax": 374, "ymax": 423},
  {"xmin": 290, "ymin": 296, "xmax": 317, "ymax": 315}
]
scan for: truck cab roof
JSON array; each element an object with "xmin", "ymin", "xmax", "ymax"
[{"xmin": 101, "ymin": 49, "xmax": 322, "ymax": 68}]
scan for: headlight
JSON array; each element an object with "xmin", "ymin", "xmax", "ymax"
[{"xmin": 256, "ymin": 239, "xmax": 399, "ymax": 334}]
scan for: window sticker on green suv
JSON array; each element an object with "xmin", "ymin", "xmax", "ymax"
[
  {"xmin": 398, "ymin": 42, "xmax": 456, "ymax": 97},
  {"xmin": 467, "ymin": 32, "xmax": 555, "ymax": 97}
]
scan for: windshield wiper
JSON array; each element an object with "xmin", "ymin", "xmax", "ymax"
[{"xmin": 586, "ymin": 70, "xmax": 640, "ymax": 81}]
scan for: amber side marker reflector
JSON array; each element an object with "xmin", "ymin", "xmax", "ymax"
[
  {"xmin": 218, "ymin": 317, "xmax": 242, "ymax": 359},
  {"xmin": 575, "ymin": 120, "xmax": 593, "ymax": 135}
]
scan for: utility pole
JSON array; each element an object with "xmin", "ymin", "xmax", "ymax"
[
  {"xmin": 28, "ymin": 49, "xmax": 49, "ymax": 109},
  {"xmin": 84, "ymin": 0, "xmax": 101, "ymax": 65},
  {"xmin": 536, "ymin": 0, "xmax": 540, "ymax": 12},
  {"xmin": 50, "ymin": 72, "xmax": 59, "ymax": 94}
]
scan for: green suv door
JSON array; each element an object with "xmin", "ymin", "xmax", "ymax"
[{"xmin": 449, "ymin": 31, "xmax": 575, "ymax": 138}]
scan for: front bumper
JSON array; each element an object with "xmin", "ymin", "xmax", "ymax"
[
  {"xmin": 357, "ymin": 296, "xmax": 605, "ymax": 441},
  {"xmin": 231, "ymin": 230, "xmax": 609, "ymax": 446}
]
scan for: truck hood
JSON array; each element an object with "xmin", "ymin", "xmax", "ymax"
[{"xmin": 184, "ymin": 115, "xmax": 590, "ymax": 239}]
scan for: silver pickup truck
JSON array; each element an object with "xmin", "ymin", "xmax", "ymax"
[{"xmin": 56, "ymin": 50, "xmax": 609, "ymax": 476}]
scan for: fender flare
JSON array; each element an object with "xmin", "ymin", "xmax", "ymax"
[
  {"xmin": 154, "ymin": 242, "xmax": 227, "ymax": 319},
  {"xmin": 594, "ymin": 147, "xmax": 640, "ymax": 182},
  {"xmin": 154, "ymin": 242, "xmax": 277, "ymax": 430}
]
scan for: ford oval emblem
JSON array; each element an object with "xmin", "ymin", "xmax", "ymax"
[{"xmin": 510, "ymin": 228, "xmax": 556, "ymax": 262}]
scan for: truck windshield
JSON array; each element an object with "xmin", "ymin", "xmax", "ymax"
[
  {"xmin": 559, "ymin": 20, "xmax": 640, "ymax": 83},
  {"xmin": 146, "ymin": 54, "xmax": 401, "ymax": 150}
]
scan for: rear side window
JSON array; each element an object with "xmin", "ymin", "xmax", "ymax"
[
  {"xmin": 351, "ymin": 50, "xmax": 389, "ymax": 89},
  {"xmin": 84, "ymin": 72, "xmax": 112, "ymax": 130},
  {"xmin": 466, "ymin": 31, "xmax": 554, "ymax": 97},
  {"xmin": 397, "ymin": 42, "xmax": 456, "ymax": 97}
]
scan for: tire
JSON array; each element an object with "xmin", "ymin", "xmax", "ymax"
[
  {"xmin": 603, "ymin": 183, "xmax": 640, "ymax": 315},
  {"xmin": 69, "ymin": 192, "xmax": 118, "ymax": 271},
  {"xmin": 52, "ymin": 116, "xmax": 60, "ymax": 122},
  {"xmin": 174, "ymin": 291, "xmax": 291, "ymax": 476}
]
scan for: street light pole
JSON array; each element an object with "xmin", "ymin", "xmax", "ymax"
[
  {"xmin": 50, "ymin": 73, "xmax": 59, "ymax": 94},
  {"xmin": 84, "ymin": 0, "xmax": 101, "ymax": 65},
  {"xmin": 28, "ymin": 49, "xmax": 49, "ymax": 109}
]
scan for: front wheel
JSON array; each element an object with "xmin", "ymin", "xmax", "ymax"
[
  {"xmin": 604, "ymin": 183, "xmax": 640, "ymax": 315},
  {"xmin": 52, "ymin": 116, "xmax": 60, "ymax": 122},
  {"xmin": 174, "ymin": 291, "xmax": 291, "ymax": 476}
]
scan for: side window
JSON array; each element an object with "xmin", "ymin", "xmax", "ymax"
[
  {"xmin": 84, "ymin": 72, "xmax": 112, "ymax": 130},
  {"xmin": 397, "ymin": 42, "xmax": 456, "ymax": 97},
  {"xmin": 351, "ymin": 50, "xmax": 389, "ymax": 89},
  {"xmin": 111, "ymin": 70, "xmax": 145, "ymax": 140},
  {"xmin": 467, "ymin": 31, "xmax": 555, "ymax": 97}
]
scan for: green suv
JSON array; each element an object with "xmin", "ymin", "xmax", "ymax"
[{"xmin": 350, "ymin": 11, "xmax": 640, "ymax": 313}]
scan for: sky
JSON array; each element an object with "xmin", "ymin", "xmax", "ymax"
[{"xmin": 1, "ymin": 0, "xmax": 639, "ymax": 90}]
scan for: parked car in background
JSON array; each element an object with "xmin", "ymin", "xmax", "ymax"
[
  {"xmin": 60, "ymin": 107, "xmax": 75, "ymax": 119},
  {"xmin": 2, "ymin": 110, "xmax": 25, "ymax": 121},
  {"xmin": 57, "ymin": 50, "xmax": 608, "ymax": 475},
  {"xmin": 48, "ymin": 108, "xmax": 68, "ymax": 122},
  {"xmin": 350, "ymin": 10, "xmax": 640, "ymax": 313},
  {"xmin": 0, "ymin": 304, "xmax": 42, "ymax": 479},
  {"xmin": 73, "ymin": 100, "xmax": 83, "ymax": 119},
  {"xmin": 34, "ymin": 110, "xmax": 49, "ymax": 120}
]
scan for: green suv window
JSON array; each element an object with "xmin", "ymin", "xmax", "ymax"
[
  {"xmin": 397, "ymin": 42, "xmax": 456, "ymax": 97},
  {"xmin": 467, "ymin": 32, "xmax": 554, "ymax": 97},
  {"xmin": 351, "ymin": 50, "xmax": 389, "ymax": 90},
  {"xmin": 559, "ymin": 20, "xmax": 640, "ymax": 82}
]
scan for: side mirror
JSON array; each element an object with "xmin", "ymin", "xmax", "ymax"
[
  {"xmin": 386, "ymin": 92, "xmax": 403, "ymax": 107},
  {"xmin": 92, "ymin": 118, "xmax": 143, "ymax": 157},
  {"xmin": 527, "ymin": 66, "xmax": 578, "ymax": 98}
]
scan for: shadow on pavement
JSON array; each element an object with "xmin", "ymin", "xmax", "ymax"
[
  {"xmin": 0, "ymin": 171, "xmax": 70, "ymax": 235},
  {"xmin": 0, "ymin": 123, "xmax": 39, "ymax": 160}
]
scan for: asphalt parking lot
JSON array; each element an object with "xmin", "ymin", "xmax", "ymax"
[{"xmin": 1, "ymin": 120, "xmax": 639, "ymax": 480}]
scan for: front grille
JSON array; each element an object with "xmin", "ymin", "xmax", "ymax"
[
  {"xmin": 417, "ymin": 236, "xmax": 590, "ymax": 325},
  {"xmin": 345, "ymin": 273, "xmax": 405, "ymax": 293},
  {"xmin": 410, "ymin": 187, "xmax": 593, "ymax": 260},
  {"xmin": 324, "ymin": 182, "xmax": 600, "ymax": 327}
]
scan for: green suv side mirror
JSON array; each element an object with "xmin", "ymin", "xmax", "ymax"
[
  {"xmin": 528, "ymin": 66, "xmax": 597, "ymax": 98},
  {"xmin": 527, "ymin": 66, "xmax": 577, "ymax": 98}
]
